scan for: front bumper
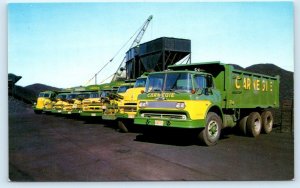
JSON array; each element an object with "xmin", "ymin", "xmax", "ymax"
[
  {"xmin": 134, "ymin": 116, "xmax": 206, "ymax": 129},
  {"xmin": 43, "ymin": 109, "xmax": 53, "ymax": 113},
  {"xmin": 80, "ymin": 111, "xmax": 103, "ymax": 117},
  {"xmin": 61, "ymin": 110, "xmax": 73, "ymax": 115},
  {"xmin": 51, "ymin": 109, "xmax": 63, "ymax": 114},
  {"xmin": 102, "ymin": 111, "xmax": 137, "ymax": 120}
]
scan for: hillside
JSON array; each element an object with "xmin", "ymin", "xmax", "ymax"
[
  {"xmin": 11, "ymin": 84, "xmax": 60, "ymax": 104},
  {"xmin": 246, "ymin": 64, "xmax": 293, "ymax": 101},
  {"xmin": 25, "ymin": 83, "xmax": 61, "ymax": 97}
]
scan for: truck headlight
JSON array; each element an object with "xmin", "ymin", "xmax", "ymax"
[
  {"xmin": 176, "ymin": 102, "xmax": 185, "ymax": 109},
  {"xmin": 139, "ymin": 101, "xmax": 148, "ymax": 108}
]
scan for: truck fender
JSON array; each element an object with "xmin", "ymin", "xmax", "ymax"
[{"xmin": 205, "ymin": 105, "xmax": 223, "ymax": 124}]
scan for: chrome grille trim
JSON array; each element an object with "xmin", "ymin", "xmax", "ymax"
[
  {"xmin": 141, "ymin": 113, "xmax": 187, "ymax": 120},
  {"xmin": 147, "ymin": 101, "xmax": 177, "ymax": 108}
]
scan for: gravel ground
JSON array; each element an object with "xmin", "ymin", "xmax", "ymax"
[{"xmin": 9, "ymin": 104, "xmax": 294, "ymax": 181}]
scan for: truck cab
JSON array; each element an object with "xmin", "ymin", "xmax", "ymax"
[
  {"xmin": 33, "ymin": 91, "xmax": 57, "ymax": 114},
  {"xmin": 102, "ymin": 82, "xmax": 136, "ymax": 120},
  {"xmin": 70, "ymin": 92, "xmax": 94, "ymax": 115},
  {"xmin": 80, "ymin": 91, "xmax": 101, "ymax": 115},
  {"xmin": 61, "ymin": 92, "xmax": 91, "ymax": 115},
  {"xmin": 80, "ymin": 89, "xmax": 117, "ymax": 117},
  {"xmin": 135, "ymin": 70, "xmax": 220, "ymax": 130},
  {"xmin": 51, "ymin": 92, "xmax": 70, "ymax": 114},
  {"xmin": 102, "ymin": 75, "xmax": 147, "ymax": 132},
  {"xmin": 117, "ymin": 75, "xmax": 147, "ymax": 118}
]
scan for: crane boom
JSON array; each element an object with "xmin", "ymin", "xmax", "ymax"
[
  {"xmin": 84, "ymin": 15, "xmax": 153, "ymax": 86},
  {"xmin": 130, "ymin": 15, "xmax": 153, "ymax": 48},
  {"xmin": 111, "ymin": 15, "xmax": 153, "ymax": 82}
]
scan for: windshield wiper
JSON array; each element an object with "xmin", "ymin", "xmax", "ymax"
[
  {"xmin": 153, "ymin": 88, "xmax": 162, "ymax": 92},
  {"xmin": 148, "ymin": 88, "xmax": 162, "ymax": 93},
  {"xmin": 165, "ymin": 88, "xmax": 180, "ymax": 94}
]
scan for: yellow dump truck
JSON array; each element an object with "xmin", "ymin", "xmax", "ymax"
[
  {"xmin": 79, "ymin": 81, "xmax": 125, "ymax": 118},
  {"xmin": 61, "ymin": 92, "xmax": 91, "ymax": 115},
  {"xmin": 33, "ymin": 91, "xmax": 57, "ymax": 114},
  {"xmin": 51, "ymin": 92, "xmax": 70, "ymax": 114},
  {"xmin": 80, "ymin": 88, "xmax": 116, "ymax": 117},
  {"xmin": 102, "ymin": 75, "xmax": 148, "ymax": 132}
]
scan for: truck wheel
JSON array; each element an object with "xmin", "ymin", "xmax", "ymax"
[
  {"xmin": 261, "ymin": 111, "xmax": 273, "ymax": 134},
  {"xmin": 198, "ymin": 112, "xmax": 222, "ymax": 146},
  {"xmin": 118, "ymin": 120, "xmax": 129, "ymax": 133},
  {"xmin": 238, "ymin": 116, "xmax": 248, "ymax": 135},
  {"xmin": 246, "ymin": 112, "xmax": 262, "ymax": 137}
]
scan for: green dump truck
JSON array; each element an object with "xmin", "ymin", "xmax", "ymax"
[{"xmin": 134, "ymin": 61, "xmax": 280, "ymax": 146}]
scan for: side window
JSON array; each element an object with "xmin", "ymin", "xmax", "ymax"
[{"xmin": 194, "ymin": 75, "xmax": 207, "ymax": 91}]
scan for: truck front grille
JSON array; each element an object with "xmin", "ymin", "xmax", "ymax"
[
  {"xmin": 147, "ymin": 101, "xmax": 177, "ymax": 108},
  {"xmin": 141, "ymin": 113, "xmax": 187, "ymax": 120}
]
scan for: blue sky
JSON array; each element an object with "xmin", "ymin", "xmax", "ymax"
[{"xmin": 8, "ymin": 2, "xmax": 294, "ymax": 88}]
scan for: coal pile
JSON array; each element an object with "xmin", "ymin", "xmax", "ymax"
[{"xmin": 9, "ymin": 96, "xmax": 33, "ymax": 114}]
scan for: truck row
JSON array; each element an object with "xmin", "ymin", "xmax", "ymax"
[{"xmin": 33, "ymin": 61, "xmax": 280, "ymax": 146}]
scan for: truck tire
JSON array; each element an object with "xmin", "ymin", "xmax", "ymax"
[
  {"xmin": 238, "ymin": 115, "xmax": 248, "ymax": 135},
  {"xmin": 261, "ymin": 111, "xmax": 273, "ymax": 134},
  {"xmin": 198, "ymin": 112, "xmax": 222, "ymax": 146},
  {"xmin": 246, "ymin": 112, "xmax": 262, "ymax": 137},
  {"xmin": 118, "ymin": 120, "xmax": 129, "ymax": 133}
]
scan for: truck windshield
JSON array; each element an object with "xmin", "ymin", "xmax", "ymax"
[
  {"xmin": 56, "ymin": 94, "xmax": 67, "ymax": 100},
  {"xmin": 39, "ymin": 93, "xmax": 50, "ymax": 98},
  {"xmin": 67, "ymin": 94, "xmax": 78, "ymax": 100},
  {"xmin": 117, "ymin": 86, "xmax": 131, "ymax": 93},
  {"xmin": 89, "ymin": 92, "xmax": 99, "ymax": 98},
  {"xmin": 134, "ymin": 78, "xmax": 147, "ymax": 88},
  {"xmin": 100, "ymin": 91, "xmax": 110, "ymax": 98},
  {"xmin": 77, "ymin": 93, "xmax": 90, "ymax": 99},
  {"xmin": 146, "ymin": 73, "xmax": 193, "ymax": 93}
]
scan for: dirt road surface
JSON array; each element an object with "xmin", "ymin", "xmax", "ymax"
[{"xmin": 9, "ymin": 110, "xmax": 294, "ymax": 181}]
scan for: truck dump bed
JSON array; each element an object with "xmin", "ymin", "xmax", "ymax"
[{"xmin": 168, "ymin": 61, "xmax": 280, "ymax": 109}]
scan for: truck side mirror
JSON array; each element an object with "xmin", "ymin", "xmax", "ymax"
[
  {"xmin": 207, "ymin": 75, "xmax": 213, "ymax": 88},
  {"xmin": 204, "ymin": 88, "xmax": 213, "ymax": 95}
]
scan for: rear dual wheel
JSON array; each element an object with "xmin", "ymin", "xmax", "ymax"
[
  {"xmin": 261, "ymin": 111, "xmax": 273, "ymax": 134},
  {"xmin": 241, "ymin": 111, "xmax": 273, "ymax": 137},
  {"xmin": 246, "ymin": 112, "xmax": 262, "ymax": 137},
  {"xmin": 238, "ymin": 115, "xmax": 248, "ymax": 135}
]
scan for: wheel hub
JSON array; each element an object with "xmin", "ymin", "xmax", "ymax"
[
  {"xmin": 208, "ymin": 120, "xmax": 219, "ymax": 138},
  {"xmin": 254, "ymin": 119, "xmax": 261, "ymax": 132}
]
